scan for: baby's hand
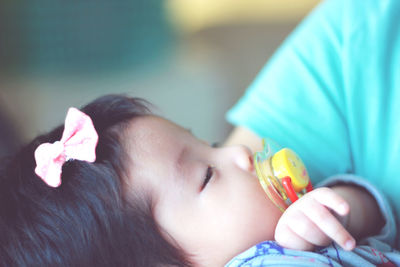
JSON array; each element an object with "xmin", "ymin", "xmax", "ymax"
[{"xmin": 274, "ymin": 187, "xmax": 356, "ymax": 251}]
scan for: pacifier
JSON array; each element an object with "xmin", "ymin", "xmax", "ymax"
[{"xmin": 254, "ymin": 138, "xmax": 313, "ymax": 212}]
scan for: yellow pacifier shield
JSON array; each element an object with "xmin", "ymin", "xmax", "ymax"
[{"xmin": 271, "ymin": 148, "xmax": 310, "ymax": 192}]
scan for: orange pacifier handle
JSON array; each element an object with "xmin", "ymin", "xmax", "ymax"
[
  {"xmin": 254, "ymin": 139, "xmax": 313, "ymax": 212},
  {"xmin": 281, "ymin": 176, "xmax": 299, "ymax": 203}
]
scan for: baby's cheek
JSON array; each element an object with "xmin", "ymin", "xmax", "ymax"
[
  {"xmin": 248, "ymin": 192, "xmax": 282, "ymax": 240},
  {"xmin": 235, "ymin": 200, "xmax": 278, "ymax": 244}
]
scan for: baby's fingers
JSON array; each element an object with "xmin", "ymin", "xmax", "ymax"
[
  {"xmin": 275, "ymin": 222, "xmax": 314, "ymax": 251},
  {"xmin": 275, "ymin": 208, "xmax": 332, "ymax": 249},
  {"xmin": 312, "ymin": 187, "xmax": 350, "ymax": 217},
  {"xmin": 307, "ymin": 188, "xmax": 356, "ymax": 250}
]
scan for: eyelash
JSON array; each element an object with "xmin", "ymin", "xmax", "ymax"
[{"xmin": 201, "ymin": 166, "xmax": 214, "ymax": 191}]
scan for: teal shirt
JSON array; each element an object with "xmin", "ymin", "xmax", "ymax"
[{"xmin": 227, "ymin": 0, "xmax": 400, "ymax": 228}]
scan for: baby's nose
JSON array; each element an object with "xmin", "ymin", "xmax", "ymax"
[{"xmin": 233, "ymin": 145, "xmax": 254, "ymax": 172}]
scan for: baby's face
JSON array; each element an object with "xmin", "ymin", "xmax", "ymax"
[{"xmin": 125, "ymin": 116, "xmax": 282, "ymax": 266}]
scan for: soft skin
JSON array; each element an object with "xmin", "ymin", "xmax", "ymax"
[
  {"xmin": 124, "ymin": 116, "xmax": 282, "ymax": 266},
  {"xmin": 124, "ymin": 117, "xmax": 381, "ymax": 266}
]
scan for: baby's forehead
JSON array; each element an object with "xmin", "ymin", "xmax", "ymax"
[
  {"xmin": 123, "ymin": 116, "xmax": 191, "ymax": 195},
  {"xmin": 124, "ymin": 115, "xmax": 192, "ymax": 159},
  {"xmin": 126, "ymin": 115, "xmax": 185, "ymax": 140}
]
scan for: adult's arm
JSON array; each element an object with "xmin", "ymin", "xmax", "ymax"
[
  {"xmin": 330, "ymin": 184, "xmax": 383, "ymax": 240},
  {"xmin": 224, "ymin": 0, "xmax": 351, "ymax": 182},
  {"xmin": 225, "ymin": 0, "xmax": 400, "ymax": 229}
]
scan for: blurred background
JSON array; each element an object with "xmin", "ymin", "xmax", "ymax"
[{"xmin": 0, "ymin": 0, "xmax": 319, "ymax": 157}]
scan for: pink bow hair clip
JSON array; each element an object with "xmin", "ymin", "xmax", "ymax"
[{"xmin": 34, "ymin": 108, "xmax": 98, "ymax": 187}]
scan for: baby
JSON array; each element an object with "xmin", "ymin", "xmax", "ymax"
[{"xmin": 0, "ymin": 94, "xmax": 398, "ymax": 266}]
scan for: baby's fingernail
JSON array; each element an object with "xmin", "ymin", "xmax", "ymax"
[
  {"xmin": 345, "ymin": 239, "xmax": 355, "ymax": 250},
  {"xmin": 338, "ymin": 203, "xmax": 348, "ymax": 214}
]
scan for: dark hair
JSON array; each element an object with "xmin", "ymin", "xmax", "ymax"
[{"xmin": 0, "ymin": 95, "xmax": 192, "ymax": 266}]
